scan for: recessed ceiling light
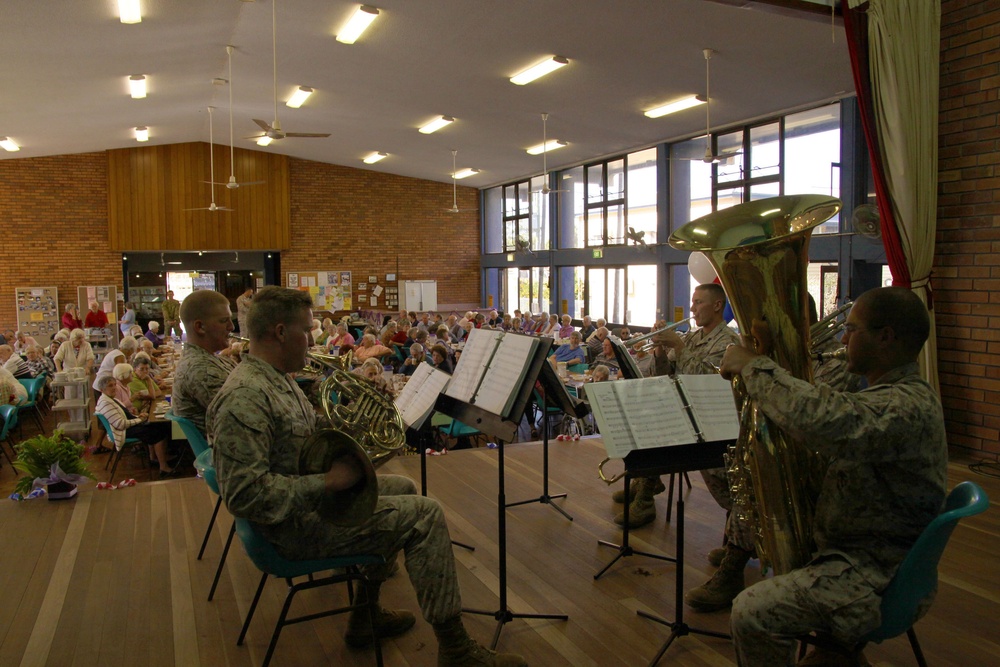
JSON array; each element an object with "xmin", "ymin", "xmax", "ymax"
[
  {"xmin": 134, "ymin": 126, "xmax": 149, "ymax": 142},
  {"xmin": 526, "ymin": 140, "xmax": 567, "ymax": 156},
  {"xmin": 336, "ymin": 5, "xmax": 380, "ymax": 44},
  {"xmin": 644, "ymin": 94, "xmax": 706, "ymax": 119},
  {"xmin": 363, "ymin": 151, "xmax": 388, "ymax": 164},
  {"xmin": 257, "ymin": 136, "xmax": 273, "ymax": 147},
  {"xmin": 453, "ymin": 168, "xmax": 480, "ymax": 180},
  {"xmin": 286, "ymin": 86, "xmax": 313, "ymax": 108},
  {"xmin": 118, "ymin": 0, "xmax": 141, "ymax": 24},
  {"xmin": 128, "ymin": 74, "xmax": 146, "ymax": 99},
  {"xmin": 0, "ymin": 137, "xmax": 20, "ymax": 152},
  {"xmin": 419, "ymin": 115, "xmax": 454, "ymax": 134},
  {"xmin": 510, "ymin": 56, "xmax": 569, "ymax": 85}
]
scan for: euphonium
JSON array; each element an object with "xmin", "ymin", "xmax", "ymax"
[{"xmin": 670, "ymin": 194, "xmax": 842, "ymax": 574}]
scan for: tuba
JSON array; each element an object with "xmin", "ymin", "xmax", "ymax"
[{"xmin": 669, "ymin": 195, "xmax": 842, "ymax": 574}]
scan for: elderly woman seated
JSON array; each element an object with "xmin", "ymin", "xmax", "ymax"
[
  {"xmin": 327, "ymin": 322, "xmax": 356, "ymax": 353},
  {"xmin": 25, "ymin": 344, "xmax": 55, "ymax": 379},
  {"xmin": 0, "ymin": 345, "xmax": 32, "ymax": 379},
  {"xmin": 13, "ymin": 331, "xmax": 38, "ymax": 355},
  {"xmin": 558, "ymin": 315, "xmax": 575, "ymax": 339},
  {"xmin": 0, "ymin": 366, "xmax": 28, "ymax": 405},
  {"xmin": 430, "ymin": 343, "xmax": 454, "ymax": 374},
  {"xmin": 93, "ymin": 335, "xmax": 138, "ymax": 395},
  {"xmin": 137, "ymin": 339, "xmax": 164, "ymax": 374},
  {"xmin": 145, "ymin": 321, "xmax": 164, "ymax": 346},
  {"xmin": 95, "ymin": 374, "xmax": 177, "ymax": 476},
  {"xmin": 356, "ymin": 357, "xmax": 396, "ymax": 398},
  {"xmin": 591, "ymin": 364, "xmax": 611, "ymax": 383},
  {"xmin": 314, "ymin": 318, "xmax": 335, "ymax": 346},
  {"xmin": 129, "ymin": 354, "xmax": 165, "ymax": 414},
  {"xmin": 553, "ymin": 331, "xmax": 587, "ymax": 366},
  {"xmin": 353, "ymin": 333, "xmax": 393, "ymax": 363},
  {"xmin": 401, "ymin": 343, "xmax": 427, "ymax": 376},
  {"xmin": 538, "ymin": 313, "xmax": 559, "ymax": 336},
  {"xmin": 54, "ymin": 328, "xmax": 95, "ymax": 375}
]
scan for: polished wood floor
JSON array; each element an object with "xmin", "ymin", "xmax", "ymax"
[{"xmin": 0, "ymin": 433, "xmax": 997, "ymax": 667}]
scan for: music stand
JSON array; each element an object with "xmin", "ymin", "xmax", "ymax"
[
  {"xmin": 413, "ymin": 422, "xmax": 476, "ymax": 552},
  {"xmin": 506, "ymin": 360, "xmax": 589, "ymax": 521},
  {"xmin": 434, "ymin": 336, "xmax": 568, "ymax": 649}
]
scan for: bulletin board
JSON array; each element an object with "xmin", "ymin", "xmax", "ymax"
[
  {"xmin": 15, "ymin": 286, "xmax": 60, "ymax": 346},
  {"xmin": 287, "ymin": 271, "xmax": 352, "ymax": 312}
]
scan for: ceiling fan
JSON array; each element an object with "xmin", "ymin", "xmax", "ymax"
[
  {"xmin": 674, "ymin": 49, "xmax": 742, "ymax": 164},
  {"xmin": 206, "ymin": 46, "xmax": 265, "ymax": 190},
  {"xmin": 532, "ymin": 113, "xmax": 569, "ymax": 195},
  {"xmin": 185, "ymin": 106, "xmax": 233, "ymax": 213},
  {"xmin": 444, "ymin": 149, "xmax": 478, "ymax": 213},
  {"xmin": 249, "ymin": 0, "xmax": 331, "ymax": 143}
]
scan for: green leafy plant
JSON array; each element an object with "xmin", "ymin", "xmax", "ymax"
[{"xmin": 13, "ymin": 429, "xmax": 95, "ymax": 497}]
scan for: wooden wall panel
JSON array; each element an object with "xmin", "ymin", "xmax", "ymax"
[{"xmin": 107, "ymin": 142, "xmax": 289, "ymax": 251}]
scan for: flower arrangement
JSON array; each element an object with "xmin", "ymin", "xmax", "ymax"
[{"xmin": 13, "ymin": 429, "xmax": 95, "ymax": 497}]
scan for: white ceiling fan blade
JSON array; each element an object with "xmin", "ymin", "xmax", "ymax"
[{"xmin": 284, "ymin": 132, "xmax": 331, "ymax": 138}]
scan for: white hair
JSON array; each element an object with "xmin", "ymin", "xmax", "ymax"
[
  {"xmin": 148, "ymin": 321, "xmax": 159, "ymax": 331},
  {"xmin": 112, "ymin": 363, "xmax": 133, "ymax": 381}
]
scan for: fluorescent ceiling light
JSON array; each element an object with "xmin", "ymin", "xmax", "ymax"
[
  {"xmin": 419, "ymin": 115, "xmax": 454, "ymax": 134},
  {"xmin": 336, "ymin": 5, "xmax": 380, "ymax": 44},
  {"xmin": 257, "ymin": 136, "xmax": 273, "ymax": 147},
  {"xmin": 134, "ymin": 126, "xmax": 149, "ymax": 142},
  {"xmin": 453, "ymin": 168, "xmax": 480, "ymax": 180},
  {"xmin": 286, "ymin": 86, "xmax": 313, "ymax": 108},
  {"xmin": 128, "ymin": 74, "xmax": 146, "ymax": 99},
  {"xmin": 118, "ymin": 0, "xmax": 141, "ymax": 24},
  {"xmin": 363, "ymin": 151, "xmax": 388, "ymax": 164},
  {"xmin": 167, "ymin": 261, "xmax": 183, "ymax": 265},
  {"xmin": 0, "ymin": 137, "xmax": 20, "ymax": 152},
  {"xmin": 526, "ymin": 140, "xmax": 567, "ymax": 156},
  {"xmin": 644, "ymin": 94, "xmax": 705, "ymax": 119},
  {"xmin": 510, "ymin": 56, "xmax": 569, "ymax": 85}
]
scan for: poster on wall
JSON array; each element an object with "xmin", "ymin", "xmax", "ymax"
[
  {"xmin": 287, "ymin": 271, "xmax": 352, "ymax": 311},
  {"xmin": 15, "ymin": 286, "xmax": 59, "ymax": 346}
]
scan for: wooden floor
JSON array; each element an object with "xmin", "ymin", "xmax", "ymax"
[{"xmin": 0, "ymin": 437, "xmax": 997, "ymax": 667}]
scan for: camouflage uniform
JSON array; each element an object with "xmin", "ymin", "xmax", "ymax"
[
  {"xmin": 730, "ymin": 359, "xmax": 947, "ymax": 666},
  {"xmin": 172, "ymin": 343, "xmax": 236, "ymax": 433},
  {"xmin": 207, "ymin": 354, "xmax": 461, "ymax": 624}
]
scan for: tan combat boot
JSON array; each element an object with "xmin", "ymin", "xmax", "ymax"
[
  {"xmin": 434, "ymin": 616, "xmax": 527, "ymax": 667},
  {"xmin": 344, "ymin": 580, "xmax": 416, "ymax": 648},
  {"xmin": 613, "ymin": 477, "xmax": 661, "ymax": 528},
  {"xmin": 683, "ymin": 544, "xmax": 753, "ymax": 611},
  {"xmin": 611, "ymin": 476, "xmax": 666, "ymax": 503}
]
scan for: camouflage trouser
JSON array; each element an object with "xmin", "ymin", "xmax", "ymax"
[
  {"xmin": 730, "ymin": 553, "xmax": 882, "ymax": 666},
  {"xmin": 272, "ymin": 473, "xmax": 462, "ymax": 624},
  {"xmin": 700, "ymin": 466, "xmax": 755, "ymax": 552}
]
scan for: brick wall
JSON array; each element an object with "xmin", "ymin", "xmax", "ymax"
[
  {"xmin": 936, "ymin": 0, "xmax": 1000, "ymax": 454},
  {"xmin": 0, "ymin": 152, "xmax": 122, "ymax": 333},
  {"xmin": 282, "ymin": 157, "xmax": 480, "ymax": 309}
]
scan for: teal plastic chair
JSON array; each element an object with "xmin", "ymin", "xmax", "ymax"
[
  {"xmin": 233, "ymin": 517, "xmax": 386, "ymax": 667},
  {"xmin": 0, "ymin": 404, "xmax": 19, "ymax": 471},
  {"xmin": 164, "ymin": 411, "xmax": 221, "ymax": 565},
  {"xmin": 17, "ymin": 377, "xmax": 46, "ymax": 434},
  {"xmin": 799, "ymin": 481, "xmax": 990, "ymax": 666},
  {"xmin": 567, "ymin": 363, "xmax": 589, "ymax": 374},
  {"xmin": 191, "ymin": 449, "xmax": 235, "ymax": 602},
  {"xmin": 96, "ymin": 412, "xmax": 145, "ymax": 484}
]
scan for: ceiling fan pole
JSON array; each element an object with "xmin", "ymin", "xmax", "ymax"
[
  {"xmin": 208, "ymin": 106, "xmax": 217, "ymax": 206},
  {"xmin": 451, "ymin": 149, "xmax": 459, "ymax": 208},
  {"xmin": 228, "ymin": 45, "xmax": 235, "ymax": 180},
  {"xmin": 272, "ymin": 0, "xmax": 279, "ymax": 127}
]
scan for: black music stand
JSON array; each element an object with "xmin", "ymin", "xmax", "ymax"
[
  {"xmin": 413, "ymin": 423, "xmax": 475, "ymax": 552},
  {"xmin": 618, "ymin": 443, "xmax": 733, "ymax": 666},
  {"xmin": 506, "ymin": 360, "xmax": 589, "ymax": 521},
  {"xmin": 434, "ymin": 336, "xmax": 568, "ymax": 649}
]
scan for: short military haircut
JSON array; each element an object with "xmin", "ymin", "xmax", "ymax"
[
  {"xmin": 180, "ymin": 289, "xmax": 230, "ymax": 328},
  {"xmin": 247, "ymin": 286, "xmax": 313, "ymax": 342},
  {"xmin": 695, "ymin": 282, "xmax": 727, "ymax": 307},
  {"xmin": 856, "ymin": 287, "xmax": 930, "ymax": 357}
]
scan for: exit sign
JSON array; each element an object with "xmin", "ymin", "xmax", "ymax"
[{"xmin": 592, "ymin": 249, "xmax": 603, "ymax": 259}]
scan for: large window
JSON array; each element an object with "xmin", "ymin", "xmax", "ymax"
[
  {"xmin": 584, "ymin": 265, "xmax": 656, "ymax": 326},
  {"xmin": 501, "ymin": 267, "xmax": 550, "ymax": 315}
]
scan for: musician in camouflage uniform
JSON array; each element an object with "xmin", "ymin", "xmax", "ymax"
[
  {"xmin": 613, "ymin": 283, "xmax": 740, "ymax": 529},
  {"xmin": 719, "ymin": 287, "xmax": 947, "ymax": 666},
  {"xmin": 172, "ymin": 290, "xmax": 236, "ymax": 433},
  {"xmin": 207, "ymin": 286, "xmax": 526, "ymax": 667}
]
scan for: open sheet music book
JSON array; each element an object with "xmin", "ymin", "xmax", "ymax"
[
  {"xmin": 586, "ymin": 374, "xmax": 739, "ymax": 460},
  {"xmin": 394, "ymin": 362, "xmax": 452, "ymax": 429},
  {"xmin": 442, "ymin": 328, "xmax": 540, "ymax": 418}
]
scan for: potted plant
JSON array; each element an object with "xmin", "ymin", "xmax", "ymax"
[{"xmin": 13, "ymin": 429, "xmax": 95, "ymax": 500}]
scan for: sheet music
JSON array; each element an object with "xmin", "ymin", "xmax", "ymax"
[
  {"xmin": 585, "ymin": 382, "xmax": 636, "ymax": 458},
  {"xmin": 676, "ymin": 374, "xmax": 740, "ymax": 442},
  {"xmin": 472, "ymin": 333, "xmax": 539, "ymax": 416},
  {"xmin": 444, "ymin": 328, "xmax": 502, "ymax": 402},
  {"xmin": 395, "ymin": 362, "xmax": 451, "ymax": 428}
]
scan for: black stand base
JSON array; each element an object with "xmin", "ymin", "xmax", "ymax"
[
  {"xmin": 594, "ymin": 541, "xmax": 676, "ymax": 580},
  {"xmin": 462, "ymin": 606, "xmax": 570, "ymax": 650},
  {"xmin": 637, "ymin": 611, "xmax": 731, "ymax": 667},
  {"xmin": 505, "ymin": 492, "xmax": 572, "ymax": 521},
  {"xmin": 505, "ymin": 407, "xmax": 573, "ymax": 521}
]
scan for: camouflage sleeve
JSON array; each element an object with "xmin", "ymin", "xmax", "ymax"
[
  {"xmin": 740, "ymin": 356, "xmax": 938, "ymax": 463},
  {"xmin": 211, "ymin": 387, "xmax": 326, "ymax": 525}
]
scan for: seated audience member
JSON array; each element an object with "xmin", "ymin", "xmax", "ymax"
[
  {"xmin": 138, "ymin": 337, "xmax": 163, "ymax": 365},
  {"xmin": 633, "ymin": 346, "xmax": 655, "ymax": 378},
  {"xmin": 62, "ymin": 303, "xmax": 83, "ymax": 331},
  {"xmin": 378, "ymin": 315, "xmax": 393, "ymax": 337},
  {"xmin": 145, "ymin": 320, "xmax": 164, "ymax": 346},
  {"xmin": 46, "ymin": 339, "xmax": 61, "ymax": 362},
  {"xmin": 589, "ymin": 337, "xmax": 620, "ymax": 374},
  {"xmin": 129, "ymin": 324, "xmax": 144, "ymax": 339},
  {"xmin": 500, "ymin": 314, "xmax": 513, "ymax": 332},
  {"xmin": 586, "ymin": 326, "xmax": 609, "ymax": 360},
  {"xmin": 454, "ymin": 319, "xmax": 473, "ymax": 343},
  {"xmin": 129, "ymin": 355, "xmax": 164, "ymax": 414},
  {"xmin": 357, "ymin": 357, "xmax": 396, "ymax": 398},
  {"xmin": 431, "ymin": 343, "xmax": 454, "ymax": 374},
  {"xmin": 473, "ymin": 313, "xmax": 486, "ymax": 329},
  {"xmin": 436, "ymin": 325, "xmax": 455, "ymax": 345},
  {"xmin": 557, "ymin": 315, "xmax": 575, "ymax": 339},
  {"xmin": 95, "ymin": 374, "xmax": 177, "ymax": 475},
  {"xmin": 617, "ymin": 326, "xmax": 631, "ymax": 340},
  {"xmin": 94, "ymin": 336, "xmax": 138, "ymax": 393},
  {"xmin": 521, "ymin": 313, "xmax": 537, "ymax": 333},
  {"xmin": 112, "ymin": 363, "xmax": 137, "ymax": 409},
  {"xmin": 0, "ymin": 345, "xmax": 32, "ymax": 379},
  {"xmin": 25, "ymin": 344, "xmax": 56, "ymax": 379},
  {"xmin": 0, "ymin": 366, "xmax": 28, "ymax": 405},
  {"xmin": 353, "ymin": 334, "xmax": 393, "ymax": 363},
  {"xmin": 119, "ymin": 302, "xmax": 137, "ymax": 337},
  {"xmin": 417, "ymin": 312, "xmax": 433, "ymax": 332},
  {"xmin": 327, "ymin": 322, "xmax": 356, "ymax": 352},
  {"xmin": 172, "ymin": 289, "xmax": 236, "ymax": 433},
  {"xmin": 413, "ymin": 329, "xmax": 430, "ymax": 353},
  {"xmin": 591, "ymin": 364, "xmax": 611, "ymax": 383},
  {"xmin": 510, "ymin": 317, "xmax": 522, "ymax": 333},
  {"xmin": 206, "ymin": 286, "xmax": 525, "ymax": 667},
  {"xmin": 487, "ymin": 310, "xmax": 499, "ymax": 327},
  {"xmin": 13, "ymin": 331, "xmax": 37, "ymax": 355},
  {"xmin": 724, "ymin": 287, "xmax": 946, "ymax": 667},
  {"xmin": 553, "ymin": 332, "xmax": 587, "ymax": 366},
  {"xmin": 314, "ymin": 318, "xmax": 335, "ymax": 346},
  {"xmin": 55, "ymin": 329, "xmax": 95, "ymax": 375},
  {"xmin": 538, "ymin": 313, "xmax": 559, "ymax": 336},
  {"xmin": 402, "ymin": 344, "xmax": 427, "ymax": 376},
  {"xmin": 85, "ymin": 301, "xmax": 109, "ymax": 329},
  {"xmin": 580, "ymin": 316, "xmax": 596, "ymax": 340},
  {"xmin": 310, "ymin": 318, "xmax": 324, "ymax": 342}
]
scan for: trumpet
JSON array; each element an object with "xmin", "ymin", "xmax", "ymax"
[{"xmin": 623, "ymin": 318, "xmax": 692, "ymax": 353}]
